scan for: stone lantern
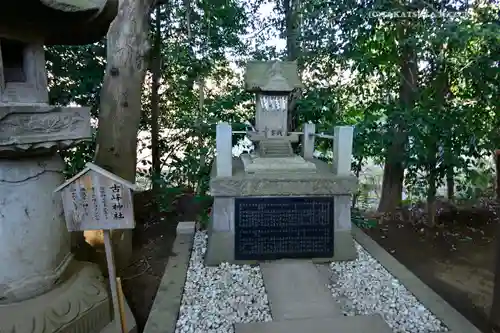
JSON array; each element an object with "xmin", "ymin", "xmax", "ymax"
[{"xmin": 0, "ymin": 1, "xmax": 134, "ymax": 333}]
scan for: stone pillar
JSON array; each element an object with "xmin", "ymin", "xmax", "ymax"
[
  {"xmin": 332, "ymin": 125, "xmax": 356, "ymax": 260},
  {"xmin": 0, "ymin": 156, "xmax": 70, "ymax": 302},
  {"xmin": 302, "ymin": 123, "xmax": 316, "ymax": 160},
  {"xmin": 332, "ymin": 126, "xmax": 354, "ymax": 175},
  {"xmin": 216, "ymin": 122, "xmax": 233, "ymax": 177}
]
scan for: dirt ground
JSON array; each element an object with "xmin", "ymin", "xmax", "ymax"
[
  {"xmin": 362, "ymin": 198, "xmax": 499, "ymax": 333},
  {"xmin": 119, "ymin": 189, "xmax": 211, "ymax": 333}
]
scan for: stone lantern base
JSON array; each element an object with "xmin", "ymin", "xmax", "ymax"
[{"xmin": 0, "ymin": 261, "xmax": 136, "ymax": 333}]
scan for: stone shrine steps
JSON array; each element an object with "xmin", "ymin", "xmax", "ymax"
[
  {"xmin": 234, "ymin": 261, "xmax": 393, "ymax": 333},
  {"xmin": 258, "ymin": 140, "xmax": 294, "ymax": 157}
]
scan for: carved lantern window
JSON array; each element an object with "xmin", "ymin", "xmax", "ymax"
[
  {"xmin": 1, "ymin": 39, "xmax": 26, "ymax": 83},
  {"xmin": 0, "ymin": 39, "xmax": 48, "ymax": 104}
]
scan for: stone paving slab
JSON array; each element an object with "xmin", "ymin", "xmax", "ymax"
[
  {"xmin": 260, "ymin": 260, "xmax": 342, "ymax": 321},
  {"xmin": 234, "ymin": 314, "xmax": 393, "ymax": 333}
]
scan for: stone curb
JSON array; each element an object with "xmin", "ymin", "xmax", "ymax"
[
  {"xmin": 352, "ymin": 225, "xmax": 482, "ymax": 333},
  {"xmin": 143, "ymin": 224, "xmax": 195, "ymax": 333}
]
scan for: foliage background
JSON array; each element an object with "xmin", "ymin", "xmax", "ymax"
[{"xmin": 47, "ymin": 0, "xmax": 500, "ymax": 217}]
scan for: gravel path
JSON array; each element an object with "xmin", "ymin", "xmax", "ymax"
[
  {"xmin": 175, "ymin": 232, "xmax": 272, "ymax": 333},
  {"xmin": 328, "ymin": 242, "xmax": 448, "ymax": 333}
]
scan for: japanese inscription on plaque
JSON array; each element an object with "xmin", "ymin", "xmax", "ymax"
[
  {"xmin": 256, "ymin": 94, "xmax": 288, "ymax": 138},
  {"xmin": 234, "ymin": 196, "xmax": 334, "ymax": 260},
  {"xmin": 55, "ymin": 163, "xmax": 137, "ymax": 232}
]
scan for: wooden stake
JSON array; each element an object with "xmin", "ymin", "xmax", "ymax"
[
  {"xmin": 103, "ymin": 229, "xmax": 124, "ymax": 333},
  {"xmin": 116, "ymin": 277, "xmax": 127, "ymax": 333}
]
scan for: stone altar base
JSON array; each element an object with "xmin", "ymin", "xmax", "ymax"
[
  {"xmin": 2, "ymin": 261, "xmax": 107, "ymax": 333},
  {"xmin": 205, "ymin": 158, "xmax": 358, "ymax": 266},
  {"xmin": 0, "ymin": 261, "xmax": 137, "ymax": 333}
]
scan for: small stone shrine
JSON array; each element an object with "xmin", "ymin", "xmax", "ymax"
[
  {"xmin": 0, "ymin": 1, "xmax": 132, "ymax": 333},
  {"xmin": 205, "ymin": 60, "xmax": 358, "ymax": 265}
]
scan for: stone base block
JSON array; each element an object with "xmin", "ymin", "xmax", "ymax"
[
  {"xmin": 0, "ymin": 261, "xmax": 136, "ymax": 333},
  {"xmin": 204, "ymin": 192, "xmax": 357, "ymax": 266},
  {"xmin": 204, "ymin": 228, "xmax": 357, "ymax": 266},
  {"xmin": 209, "ymin": 157, "xmax": 358, "ymax": 197}
]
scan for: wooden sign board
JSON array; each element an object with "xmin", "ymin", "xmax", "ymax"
[
  {"xmin": 54, "ymin": 162, "xmax": 137, "ymax": 333},
  {"xmin": 55, "ymin": 163, "xmax": 137, "ymax": 232}
]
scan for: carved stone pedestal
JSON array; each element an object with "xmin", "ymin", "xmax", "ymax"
[{"xmin": 0, "ymin": 262, "xmax": 111, "ymax": 333}]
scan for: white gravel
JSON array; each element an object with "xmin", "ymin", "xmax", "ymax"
[
  {"xmin": 175, "ymin": 231, "xmax": 272, "ymax": 333},
  {"xmin": 328, "ymin": 242, "xmax": 448, "ymax": 333}
]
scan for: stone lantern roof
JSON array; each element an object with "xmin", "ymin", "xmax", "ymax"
[{"xmin": 0, "ymin": 0, "xmax": 118, "ymax": 45}]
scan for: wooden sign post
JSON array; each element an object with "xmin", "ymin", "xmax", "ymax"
[{"xmin": 54, "ymin": 163, "xmax": 139, "ymax": 333}]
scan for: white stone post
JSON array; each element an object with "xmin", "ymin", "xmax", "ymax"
[
  {"xmin": 333, "ymin": 126, "xmax": 355, "ymax": 238},
  {"xmin": 216, "ymin": 122, "xmax": 233, "ymax": 177},
  {"xmin": 302, "ymin": 123, "xmax": 316, "ymax": 160},
  {"xmin": 332, "ymin": 126, "xmax": 354, "ymax": 175}
]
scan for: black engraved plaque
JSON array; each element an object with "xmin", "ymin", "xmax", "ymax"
[{"xmin": 234, "ymin": 196, "xmax": 334, "ymax": 260}]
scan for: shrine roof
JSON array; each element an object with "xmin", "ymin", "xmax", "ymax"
[
  {"xmin": 244, "ymin": 60, "xmax": 304, "ymax": 93},
  {"xmin": 54, "ymin": 162, "xmax": 139, "ymax": 193},
  {"xmin": 0, "ymin": 0, "xmax": 118, "ymax": 45}
]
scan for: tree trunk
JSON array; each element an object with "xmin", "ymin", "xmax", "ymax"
[
  {"xmin": 94, "ymin": 0, "xmax": 156, "ymax": 270},
  {"xmin": 285, "ymin": 0, "xmax": 300, "ymax": 62},
  {"xmin": 195, "ymin": 78, "xmax": 205, "ymax": 195},
  {"xmin": 284, "ymin": 0, "xmax": 301, "ymax": 133},
  {"xmin": 377, "ymin": 21, "xmax": 417, "ymax": 213},
  {"xmin": 378, "ymin": 161, "xmax": 405, "ymax": 212},
  {"xmin": 446, "ymin": 166, "xmax": 454, "ymax": 200},
  {"xmin": 426, "ymin": 148, "xmax": 438, "ymax": 227},
  {"xmin": 151, "ymin": 4, "xmax": 162, "ymax": 192},
  {"xmin": 496, "ymin": 150, "xmax": 500, "ymax": 201},
  {"xmin": 352, "ymin": 157, "xmax": 363, "ymax": 209},
  {"xmin": 490, "ymin": 223, "xmax": 500, "ymax": 331},
  {"xmin": 427, "ymin": 179, "xmax": 437, "ymax": 227}
]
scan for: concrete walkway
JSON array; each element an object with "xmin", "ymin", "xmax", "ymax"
[{"xmin": 234, "ymin": 260, "xmax": 393, "ymax": 333}]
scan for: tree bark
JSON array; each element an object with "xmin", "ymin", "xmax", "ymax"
[
  {"xmin": 94, "ymin": 0, "xmax": 156, "ymax": 270},
  {"xmin": 446, "ymin": 166, "xmax": 455, "ymax": 200},
  {"xmin": 285, "ymin": 0, "xmax": 300, "ymax": 62},
  {"xmin": 377, "ymin": 21, "xmax": 417, "ymax": 213},
  {"xmin": 352, "ymin": 157, "xmax": 363, "ymax": 209},
  {"xmin": 490, "ymin": 222, "xmax": 500, "ymax": 331},
  {"xmin": 195, "ymin": 78, "xmax": 205, "ymax": 195},
  {"xmin": 378, "ymin": 161, "xmax": 405, "ymax": 212},
  {"xmin": 151, "ymin": 4, "xmax": 162, "ymax": 192},
  {"xmin": 426, "ymin": 148, "xmax": 438, "ymax": 227},
  {"xmin": 495, "ymin": 151, "xmax": 500, "ymax": 201},
  {"xmin": 284, "ymin": 0, "xmax": 301, "ymax": 133}
]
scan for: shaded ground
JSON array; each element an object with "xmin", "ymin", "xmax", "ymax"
[
  {"xmin": 362, "ymin": 198, "xmax": 499, "ymax": 333},
  {"xmin": 120, "ymin": 189, "xmax": 211, "ymax": 333}
]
